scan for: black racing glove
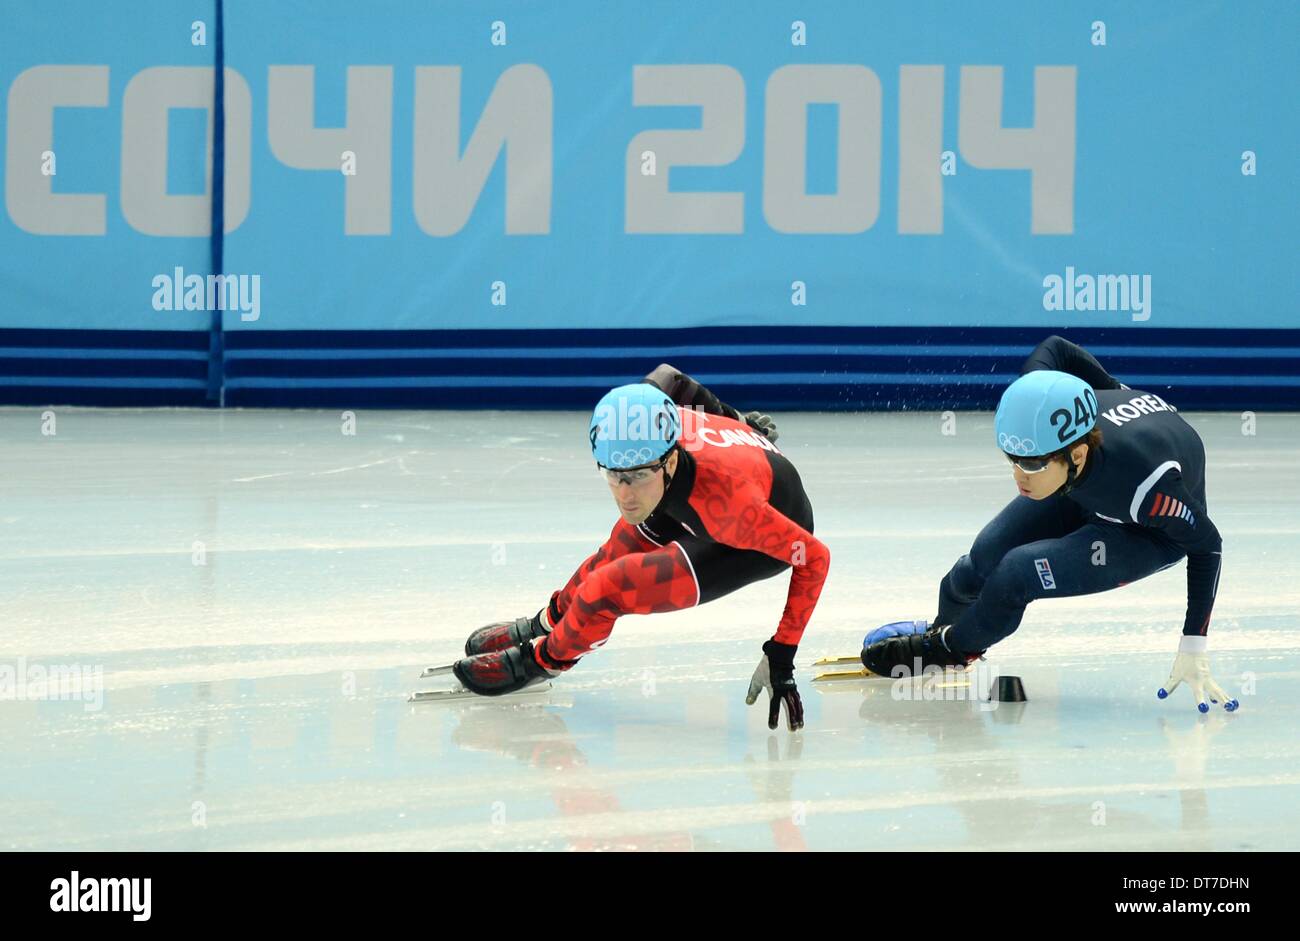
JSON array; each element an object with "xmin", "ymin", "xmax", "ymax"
[
  {"xmin": 745, "ymin": 639, "xmax": 804, "ymax": 731},
  {"xmin": 743, "ymin": 410, "xmax": 779, "ymax": 443}
]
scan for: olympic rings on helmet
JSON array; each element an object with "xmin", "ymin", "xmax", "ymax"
[
  {"xmin": 607, "ymin": 446, "xmax": 656, "ymax": 468},
  {"xmin": 997, "ymin": 432, "xmax": 1039, "ymax": 456}
]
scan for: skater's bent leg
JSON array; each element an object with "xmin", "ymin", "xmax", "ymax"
[
  {"xmin": 935, "ymin": 562, "xmax": 983, "ymax": 629},
  {"xmin": 546, "ymin": 542, "xmax": 700, "ymax": 661},
  {"xmin": 549, "ymin": 518, "xmax": 663, "ymax": 624},
  {"xmin": 946, "ymin": 525, "xmax": 1185, "ymax": 653},
  {"xmin": 548, "ymin": 535, "xmax": 790, "ymax": 663},
  {"xmin": 934, "ymin": 494, "xmax": 1086, "ymax": 627}
]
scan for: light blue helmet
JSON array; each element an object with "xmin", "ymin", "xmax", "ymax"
[
  {"xmin": 994, "ymin": 370, "xmax": 1098, "ymax": 457},
  {"xmin": 588, "ymin": 383, "xmax": 682, "ymax": 469}
]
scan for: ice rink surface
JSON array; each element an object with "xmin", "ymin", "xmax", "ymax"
[{"xmin": 2, "ymin": 407, "xmax": 1297, "ymax": 851}]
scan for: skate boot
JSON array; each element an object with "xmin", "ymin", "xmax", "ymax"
[
  {"xmin": 453, "ymin": 639, "xmax": 577, "ymax": 697},
  {"xmin": 861, "ymin": 622, "xmax": 980, "ymax": 677},
  {"xmin": 464, "ymin": 607, "xmax": 552, "ymax": 656}
]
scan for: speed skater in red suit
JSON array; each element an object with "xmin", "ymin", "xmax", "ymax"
[{"xmin": 451, "ymin": 364, "xmax": 831, "ymax": 731}]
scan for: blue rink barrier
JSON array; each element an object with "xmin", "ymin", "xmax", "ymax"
[
  {"xmin": 2, "ymin": 327, "xmax": 1297, "ymax": 410},
  {"xmin": 0, "ymin": 329, "xmax": 211, "ymax": 406},
  {"xmin": 216, "ymin": 326, "xmax": 1300, "ymax": 410},
  {"xmin": 2, "ymin": 1, "xmax": 1296, "ymax": 408}
]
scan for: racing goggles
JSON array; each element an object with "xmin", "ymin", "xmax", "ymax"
[
  {"xmin": 1004, "ymin": 451, "xmax": 1053, "ymax": 474},
  {"xmin": 598, "ymin": 457, "xmax": 668, "ymax": 486}
]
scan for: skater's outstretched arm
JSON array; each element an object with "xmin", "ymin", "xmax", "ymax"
[
  {"xmin": 645, "ymin": 363, "xmax": 779, "ymax": 442},
  {"xmin": 688, "ymin": 474, "xmax": 831, "ymax": 647},
  {"xmin": 722, "ymin": 491, "xmax": 827, "ymax": 732},
  {"xmin": 1140, "ymin": 472, "xmax": 1235, "ymax": 712},
  {"xmin": 1021, "ymin": 335, "xmax": 1127, "ymax": 391},
  {"xmin": 1133, "ymin": 469, "xmax": 1223, "ymax": 637}
]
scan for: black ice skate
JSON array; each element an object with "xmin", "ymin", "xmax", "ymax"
[
  {"xmin": 861, "ymin": 624, "xmax": 980, "ymax": 677},
  {"xmin": 452, "ymin": 640, "xmax": 575, "ymax": 697},
  {"xmin": 463, "ymin": 609, "xmax": 550, "ymax": 656}
]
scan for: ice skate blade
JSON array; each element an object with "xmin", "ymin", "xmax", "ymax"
[
  {"xmin": 812, "ymin": 655, "xmax": 863, "ymax": 667},
  {"xmin": 408, "ymin": 681, "xmax": 554, "ymax": 704},
  {"xmin": 813, "ymin": 662, "xmax": 971, "ymax": 683},
  {"xmin": 418, "ymin": 663, "xmax": 456, "ymax": 679},
  {"xmin": 813, "ymin": 667, "xmax": 884, "ymax": 682}
]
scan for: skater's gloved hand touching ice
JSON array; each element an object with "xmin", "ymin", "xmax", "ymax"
[
  {"xmin": 1158, "ymin": 636, "xmax": 1239, "ymax": 713},
  {"xmin": 746, "ymin": 639, "xmax": 804, "ymax": 731}
]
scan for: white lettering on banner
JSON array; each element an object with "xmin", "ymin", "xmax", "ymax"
[
  {"xmin": 268, "ymin": 65, "xmax": 392, "ymax": 235},
  {"xmin": 959, "ymin": 66, "xmax": 1075, "ymax": 234},
  {"xmin": 762, "ymin": 65, "xmax": 882, "ymax": 234},
  {"xmin": 5, "ymin": 63, "xmax": 1074, "ymax": 236},
  {"xmin": 6, "ymin": 66, "xmax": 108, "ymax": 234},
  {"xmin": 626, "ymin": 65, "xmax": 745, "ymax": 234},
  {"xmin": 630, "ymin": 63, "xmax": 1075, "ymax": 234},
  {"xmin": 413, "ymin": 64, "xmax": 552, "ymax": 236},
  {"xmin": 898, "ymin": 65, "xmax": 944, "ymax": 234},
  {"xmin": 121, "ymin": 66, "xmax": 252, "ymax": 235}
]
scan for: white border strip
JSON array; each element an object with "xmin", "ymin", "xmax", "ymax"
[
  {"xmin": 1130, "ymin": 460, "xmax": 1181, "ymax": 523},
  {"xmin": 637, "ymin": 523, "xmax": 665, "ymax": 547},
  {"xmin": 673, "ymin": 540, "xmax": 702, "ymax": 607}
]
